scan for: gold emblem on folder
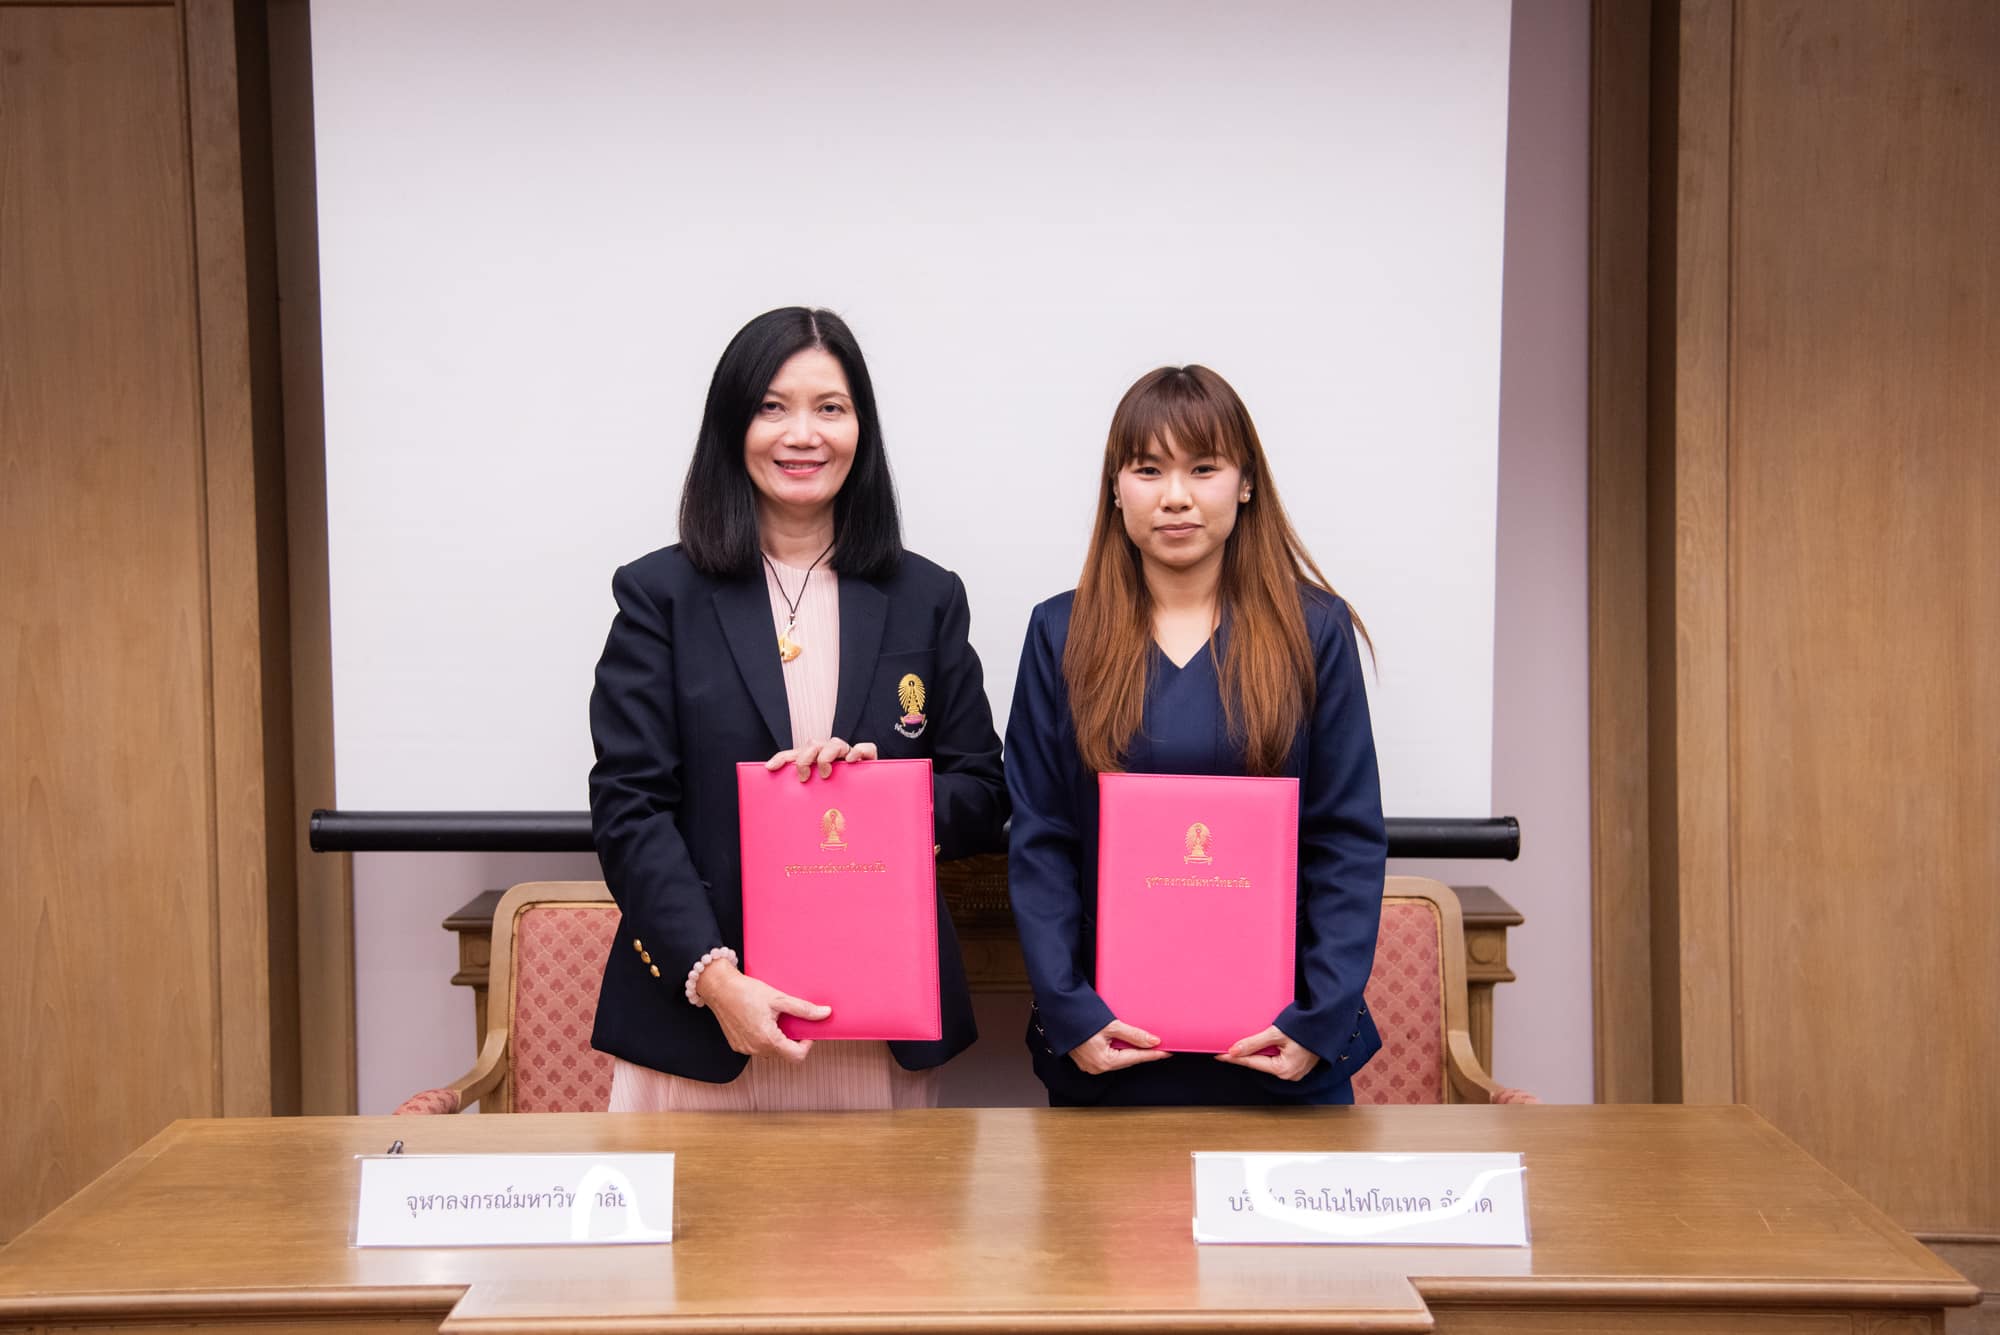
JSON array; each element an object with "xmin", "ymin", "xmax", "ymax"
[
  {"xmin": 820, "ymin": 808, "xmax": 848, "ymax": 851},
  {"xmin": 1183, "ymin": 822, "xmax": 1213, "ymax": 865},
  {"xmin": 894, "ymin": 672, "xmax": 928, "ymax": 739}
]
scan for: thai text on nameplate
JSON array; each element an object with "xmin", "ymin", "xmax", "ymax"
[
  {"xmin": 353, "ymin": 1152, "xmax": 675, "ymax": 1247},
  {"xmin": 1191, "ymin": 1151, "xmax": 1528, "ymax": 1246}
]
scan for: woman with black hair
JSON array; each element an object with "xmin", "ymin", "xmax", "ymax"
[{"xmin": 589, "ymin": 307, "xmax": 1008, "ymax": 1110}]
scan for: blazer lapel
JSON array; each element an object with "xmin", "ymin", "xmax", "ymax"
[
  {"xmin": 832, "ymin": 576, "xmax": 887, "ymax": 743},
  {"xmin": 712, "ymin": 579, "xmax": 792, "ymax": 751}
]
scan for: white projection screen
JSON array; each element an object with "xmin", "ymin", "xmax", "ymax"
[{"xmin": 313, "ymin": 0, "xmax": 1511, "ymax": 817}]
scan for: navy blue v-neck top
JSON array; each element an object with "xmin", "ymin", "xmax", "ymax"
[
  {"xmin": 1131, "ymin": 641, "xmax": 1236, "ymax": 773},
  {"xmin": 1004, "ymin": 587, "xmax": 1388, "ymax": 1105}
]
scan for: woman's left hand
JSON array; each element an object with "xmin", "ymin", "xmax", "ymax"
[
  {"xmin": 1216, "ymin": 1025, "xmax": 1321, "ymax": 1082},
  {"xmin": 766, "ymin": 737, "xmax": 877, "ymax": 782}
]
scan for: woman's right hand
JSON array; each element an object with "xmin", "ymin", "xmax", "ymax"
[
  {"xmin": 765, "ymin": 738, "xmax": 877, "ymax": 781},
  {"xmin": 695, "ymin": 959, "xmax": 830, "ymax": 1062},
  {"xmin": 1068, "ymin": 1019, "xmax": 1172, "ymax": 1074}
]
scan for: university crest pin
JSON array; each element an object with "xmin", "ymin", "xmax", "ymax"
[{"xmin": 895, "ymin": 673, "xmax": 928, "ymax": 739}]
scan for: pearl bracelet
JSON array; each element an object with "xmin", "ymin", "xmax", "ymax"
[{"xmin": 684, "ymin": 946, "xmax": 740, "ymax": 1007}]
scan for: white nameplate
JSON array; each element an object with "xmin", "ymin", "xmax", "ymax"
[
  {"xmin": 354, "ymin": 1153, "xmax": 675, "ymax": 1247},
  {"xmin": 1191, "ymin": 1151, "xmax": 1528, "ymax": 1246}
]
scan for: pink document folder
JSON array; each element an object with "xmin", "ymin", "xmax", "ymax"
[
  {"xmin": 736, "ymin": 758, "xmax": 941, "ymax": 1041},
  {"xmin": 1095, "ymin": 772, "xmax": 1300, "ymax": 1052}
]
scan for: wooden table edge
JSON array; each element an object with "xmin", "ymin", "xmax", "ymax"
[
  {"xmin": 1414, "ymin": 1275, "xmax": 1982, "ymax": 1309},
  {"xmin": 0, "ymin": 1293, "xmax": 1440, "ymax": 1334},
  {"xmin": 0, "ymin": 1283, "xmax": 466, "ymax": 1322},
  {"xmin": 0, "ymin": 1121, "xmax": 188, "ymax": 1266},
  {"xmin": 1732, "ymin": 1106, "xmax": 1982, "ymax": 1294},
  {"xmin": 438, "ymin": 1311, "xmax": 1437, "ymax": 1335},
  {"xmin": 4, "ymin": 1275, "xmax": 1976, "ymax": 1330}
]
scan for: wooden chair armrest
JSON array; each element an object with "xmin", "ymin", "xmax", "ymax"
[
  {"xmin": 1445, "ymin": 1028, "xmax": 1504, "ymax": 1104},
  {"xmin": 446, "ymin": 1027, "xmax": 511, "ymax": 1112},
  {"xmin": 1445, "ymin": 1028, "xmax": 1540, "ymax": 1104}
]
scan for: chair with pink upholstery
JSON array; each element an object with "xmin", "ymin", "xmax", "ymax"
[
  {"xmin": 396, "ymin": 874, "xmax": 1530, "ymax": 1113},
  {"xmin": 1351, "ymin": 875, "xmax": 1538, "ymax": 1105},
  {"xmin": 395, "ymin": 881, "xmax": 619, "ymax": 1115}
]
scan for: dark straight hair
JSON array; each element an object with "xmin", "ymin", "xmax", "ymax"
[{"xmin": 677, "ymin": 306, "xmax": 903, "ymax": 580}]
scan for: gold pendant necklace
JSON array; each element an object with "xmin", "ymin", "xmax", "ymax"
[{"xmin": 763, "ymin": 540, "xmax": 834, "ymax": 663}]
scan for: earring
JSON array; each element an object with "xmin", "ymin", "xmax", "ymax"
[
  {"xmin": 1113, "ymin": 496, "xmax": 1123, "ymax": 509},
  {"xmin": 1240, "ymin": 489, "xmax": 1252, "ymax": 503}
]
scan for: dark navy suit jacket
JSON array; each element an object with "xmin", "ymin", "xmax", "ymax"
[
  {"xmin": 1005, "ymin": 586, "xmax": 1387, "ymax": 1105},
  {"xmin": 588, "ymin": 544, "xmax": 1008, "ymax": 1082}
]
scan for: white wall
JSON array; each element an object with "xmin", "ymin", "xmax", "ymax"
[
  {"xmin": 1392, "ymin": 0, "xmax": 1594, "ymax": 1105},
  {"xmin": 313, "ymin": 0, "xmax": 1512, "ymax": 820},
  {"xmin": 345, "ymin": 0, "xmax": 1592, "ymax": 1114}
]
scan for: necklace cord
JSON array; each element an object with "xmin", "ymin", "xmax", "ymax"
[{"xmin": 762, "ymin": 538, "xmax": 837, "ymax": 622}]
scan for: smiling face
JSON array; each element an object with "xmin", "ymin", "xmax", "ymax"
[
  {"xmin": 742, "ymin": 347, "xmax": 859, "ymax": 527},
  {"xmin": 1115, "ymin": 432, "xmax": 1249, "ymax": 577}
]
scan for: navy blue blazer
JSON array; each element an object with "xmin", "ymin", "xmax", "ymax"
[
  {"xmin": 1005, "ymin": 587, "xmax": 1387, "ymax": 1104},
  {"xmin": 588, "ymin": 544, "xmax": 1008, "ymax": 1082}
]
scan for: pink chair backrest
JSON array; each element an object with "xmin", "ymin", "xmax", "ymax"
[
  {"xmin": 1350, "ymin": 897, "xmax": 1448, "ymax": 1105},
  {"xmin": 508, "ymin": 903, "xmax": 619, "ymax": 1113},
  {"xmin": 499, "ymin": 893, "xmax": 1451, "ymax": 1110}
]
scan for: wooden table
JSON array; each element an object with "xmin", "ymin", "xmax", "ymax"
[
  {"xmin": 446, "ymin": 865, "xmax": 1522, "ymax": 1073},
  {"xmin": 0, "ymin": 1106, "xmax": 1973, "ymax": 1334}
]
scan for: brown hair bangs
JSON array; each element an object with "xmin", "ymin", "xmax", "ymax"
[{"xmin": 1103, "ymin": 366, "xmax": 1257, "ymax": 478}]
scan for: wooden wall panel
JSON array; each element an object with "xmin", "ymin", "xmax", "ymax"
[
  {"xmin": 267, "ymin": 0, "xmax": 356, "ymax": 1115},
  {"xmin": 1728, "ymin": 0, "xmax": 1999, "ymax": 1234},
  {"xmin": 1601, "ymin": 0, "xmax": 2000, "ymax": 1290},
  {"xmin": 0, "ymin": 4, "xmax": 218, "ymax": 1243},
  {"xmin": 183, "ymin": 0, "xmax": 297, "ymax": 1119},
  {"xmin": 2, "ymin": 0, "xmax": 298, "ymax": 1240},
  {"xmin": 1646, "ymin": 0, "xmax": 1738, "ymax": 1106},
  {"xmin": 1599, "ymin": 0, "xmax": 1998, "ymax": 1315},
  {"xmin": 1587, "ymin": 0, "xmax": 1656, "ymax": 1105}
]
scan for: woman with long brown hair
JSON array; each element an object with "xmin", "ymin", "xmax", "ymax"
[{"xmin": 1005, "ymin": 365, "xmax": 1386, "ymax": 1105}]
